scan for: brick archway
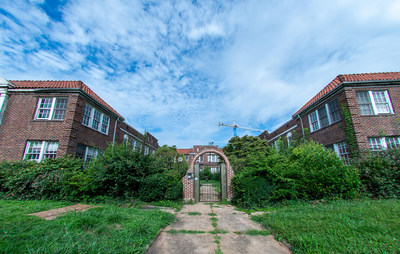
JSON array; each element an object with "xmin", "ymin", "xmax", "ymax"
[{"xmin": 183, "ymin": 149, "xmax": 234, "ymax": 201}]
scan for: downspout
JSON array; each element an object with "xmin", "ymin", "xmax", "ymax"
[
  {"xmin": 112, "ymin": 117, "xmax": 119, "ymax": 144},
  {"xmin": 297, "ymin": 114, "xmax": 305, "ymax": 138}
]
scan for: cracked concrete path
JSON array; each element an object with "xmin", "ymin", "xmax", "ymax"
[{"xmin": 146, "ymin": 203, "xmax": 291, "ymax": 254}]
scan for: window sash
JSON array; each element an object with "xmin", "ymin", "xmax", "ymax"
[
  {"xmin": 308, "ymin": 111, "xmax": 320, "ymax": 132},
  {"xmin": 328, "ymin": 99, "xmax": 341, "ymax": 123},
  {"xmin": 387, "ymin": 137, "xmax": 400, "ymax": 149},
  {"xmin": 24, "ymin": 141, "xmax": 59, "ymax": 162},
  {"xmin": 333, "ymin": 142, "xmax": 350, "ymax": 165},
  {"xmin": 372, "ymin": 91, "xmax": 391, "ymax": 114},
  {"xmin": 357, "ymin": 90, "xmax": 393, "ymax": 115},
  {"xmin": 82, "ymin": 104, "xmax": 109, "ymax": 134},
  {"xmin": 317, "ymin": 105, "xmax": 329, "ymax": 128},
  {"xmin": 36, "ymin": 98, "xmax": 67, "ymax": 120}
]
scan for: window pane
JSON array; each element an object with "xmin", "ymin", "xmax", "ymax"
[
  {"xmin": 37, "ymin": 98, "xmax": 53, "ymax": 119},
  {"xmin": 85, "ymin": 147, "xmax": 98, "ymax": 163},
  {"xmin": 25, "ymin": 141, "xmax": 42, "ymax": 161},
  {"xmin": 357, "ymin": 92, "xmax": 374, "ymax": 115},
  {"xmin": 92, "ymin": 110, "xmax": 101, "ymax": 130},
  {"xmin": 101, "ymin": 115, "xmax": 109, "ymax": 133},
  {"xmin": 309, "ymin": 111, "xmax": 319, "ymax": 132},
  {"xmin": 76, "ymin": 144, "xmax": 86, "ymax": 159},
  {"xmin": 318, "ymin": 105, "xmax": 329, "ymax": 128},
  {"xmin": 82, "ymin": 104, "xmax": 92, "ymax": 126},
  {"xmin": 328, "ymin": 99, "xmax": 341, "ymax": 123},
  {"xmin": 52, "ymin": 98, "xmax": 68, "ymax": 120},
  {"xmin": 369, "ymin": 138, "xmax": 383, "ymax": 151},
  {"xmin": 372, "ymin": 91, "xmax": 391, "ymax": 114},
  {"xmin": 386, "ymin": 137, "xmax": 400, "ymax": 149},
  {"xmin": 335, "ymin": 142, "xmax": 350, "ymax": 165},
  {"xmin": 43, "ymin": 142, "xmax": 58, "ymax": 159}
]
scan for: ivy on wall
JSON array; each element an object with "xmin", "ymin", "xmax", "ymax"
[{"xmin": 340, "ymin": 103, "xmax": 359, "ymax": 157}]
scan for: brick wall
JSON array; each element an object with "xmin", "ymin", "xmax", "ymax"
[
  {"xmin": 0, "ymin": 91, "xmax": 77, "ymax": 160},
  {"xmin": 345, "ymin": 85, "xmax": 400, "ymax": 150},
  {"xmin": 0, "ymin": 90, "xmax": 159, "ymax": 161}
]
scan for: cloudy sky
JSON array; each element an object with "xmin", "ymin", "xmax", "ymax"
[{"xmin": 1, "ymin": 0, "xmax": 400, "ymax": 147}]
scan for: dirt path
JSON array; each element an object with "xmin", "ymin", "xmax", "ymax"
[{"xmin": 146, "ymin": 203, "xmax": 291, "ymax": 254}]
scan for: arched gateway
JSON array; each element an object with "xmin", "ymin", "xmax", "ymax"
[{"xmin": 183, "ymin": 149, "xmax": 234, "ymax": 202}]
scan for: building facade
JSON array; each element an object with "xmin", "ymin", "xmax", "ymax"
[
  {"xmin": 0, "ymin": 78, "xmax": 158, "ymax": 162},
  {"xmin": 260, "ymin": 72, "xmax": 400, "ymax": 162},
  {"xmin": 177, "ymin": 145, "xmax": 223, "ymax": 173}
]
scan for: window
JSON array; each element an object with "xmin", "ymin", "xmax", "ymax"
[
  {"xmin": 24, "ymin": 141, "xmax": 59, "ymax": 162},
  {"xmin": 287, "ymin": 132, "xmax": 293, "ymax": 146},
  {"xmin": 356, "ymin": 90, "xmax": 394, "ymax": 115},
  {"xmin": 35, "ymin": 97, "xmax": 68, "ymax": 120},
  {"xmin": 333, "ymin": 142, "xmax": 350, "ymax": 165},
  {"xmin": 81, "ymin": 104, "xmax": 110, "ymax": 134},
  {"xmin": 75, "ymin": 144, "xmax": 98, "ymax": 163},
  {"xmin": 308, "ymin": 98, "xmax": 341, "ymax": 132},
  {"xmin": 123, "ymin": 134, "xmax": 129, "ymax": 143},
  {"xmin": 309, "ymin": 111, "xmax": 319, "ymax": 132},
  {"xmin": 369, "ymin": 136, "xmax": 400, "ymax": 151},
  {"xmin": 208, "ymin": 154, "xmax": 219, "ymax": 162},
  {"xmin": 196, "ymin": 155, "xmax": 204, "ymax": 162}
]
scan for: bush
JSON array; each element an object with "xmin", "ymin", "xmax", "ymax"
[
  {"xmin": 354, "ymin": 149, "xmax": 400, "ymax": 198},
  {"xmin": 0, "ymin": 157, "xmax": 85, "ymax": 200},
  {"xmin": 231, "ymin": 141, "xmax": 361, "ymax": 208}
]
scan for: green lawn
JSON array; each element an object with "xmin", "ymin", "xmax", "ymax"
[
  {"xmin": 0, "ymin": 200, "xmax": 174, "ymax": 253},
  {"xmin": 252, "ymin": 199, "xmax": 400, "ymax": 254}
]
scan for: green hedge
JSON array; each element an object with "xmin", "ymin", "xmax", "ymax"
[
  {"xmin": 0, "ymin": 144, "xmax": 187, "ymax": 202},
  {"xmin": 231, "ymin": 141, "xmax": 361, "ymax": 208},
  {"xmin": 354, "ymin": 149, "xmax": 400, "ymax": 198}
]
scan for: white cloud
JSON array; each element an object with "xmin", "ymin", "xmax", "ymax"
[{"xmin": 1, "ymin": 0, "xmax": 400, "ymax": 147}]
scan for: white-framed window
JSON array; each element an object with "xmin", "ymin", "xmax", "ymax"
[
  {"xmin": 308, "ymin": 98, "xmax": 341, "ymax": 132},
  {"xmin": 369, "ymin": 136, "xmax": 400, "ymax": 151},
  {"xmin": 208, "ymin": 154, "xmax": 219, "ymax": 163},
  {"xmin": 144, "ymin": 146, "xmax": 150, "ymax": 155},
  {"xmin": 196, "ymin": 155, "xmax": 204, "ymax": 162},
  {"xmin": 356, "ymin": 90, "xmax": 394, "ymax": 115},
  {"xmin": 35, "ymin": 97, "xmax": 68, "ymax": 120},
  {"xmin": 81, "ymin": 104, "xmax": 110, "ymax": 134},
  {"xmin": 24, "ymin": 141, "xmax": 59, "ymax": 162},
  {"xmin": 123, "ymin": 134, "xmax": 129, "ymax": 143},
  {"xmin": 287, "ymin": 132, "xmax": 293, "ymax": 146},
  {"xmin": 333, "ymin": 142, "xmax": 350, "ymax": 165},
  {"xmin": 76, "ymin": 144, "xmax": 99, "ymax": 163}
]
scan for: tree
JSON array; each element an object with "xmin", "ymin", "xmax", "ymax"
[{"xmin": 223, "ymin": 135, "xmax": 271, "ymax": 172}]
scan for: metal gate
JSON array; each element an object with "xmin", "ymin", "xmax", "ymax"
[{"xmin": 194, "ymin": 164, "xmax": 227, "ymax": 202}]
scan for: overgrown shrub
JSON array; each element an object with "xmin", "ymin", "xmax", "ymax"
[
  {"xmin": 354, "ymin": 149, "xmax": 400, "ymax": 198},
  {"xmin": 0, "ymin": 157, "xmax": 85, "ymax": 200},
  {"xmin": 0, "ymin": 143, "xmax": 186, "ymax": 202},
  {"xmin": 231, "ymin": 141, "xmax": 360, "ymax": 208}
]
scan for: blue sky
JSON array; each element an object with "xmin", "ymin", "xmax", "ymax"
[{"xmin": 1, "ymin": 0, "xmax": 400, "ymax": 148}]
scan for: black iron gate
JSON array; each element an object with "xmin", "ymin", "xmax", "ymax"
[{"xmin": 194, "ymin": 164, "xmax": 227, "ymax": 202}]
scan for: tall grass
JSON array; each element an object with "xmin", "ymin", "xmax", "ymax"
[
  {"xmin": 252, "ymin": 199, "xmax": 400, "ymax": 253},
  {"xmin": 0, "ymin": 200, "xmax": 174, "ymax": 253}
]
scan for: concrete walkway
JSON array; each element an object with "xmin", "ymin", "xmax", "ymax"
[{"xmin": 146, "ymin": 203, "xmax": 291, "ymax": 254}]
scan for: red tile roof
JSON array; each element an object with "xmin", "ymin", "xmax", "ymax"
[
  {"xmin": 177, "ymin": 149, "xmax": 190, "ymax": 154},
  {"xmin": 9, "ymin": 80, "xmax": 123, "ymax": 118},
  {"xmin": 293, "ymin": 72, "xmax": 400, "ymax": 116}
]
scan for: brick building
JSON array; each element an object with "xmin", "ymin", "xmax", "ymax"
[
  {"xmin": 0, "ymin": 78, "xmax": 158, "ymax": 162},
  {"xmin": 260, "ymin": 72, "xmax": 400, "ymax": 162},
  {"xmin": 177, "ymin": 145, "xmax": 223, "ymax": 173}
]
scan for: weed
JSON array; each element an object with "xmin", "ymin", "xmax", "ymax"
[
  {"xmin": 210, "ymin": 217, "xmax": 218, "ymax": 222},
  {"xmin": 208, "ymin": 213, "xmax": 217, "ymax": 216},
  {"xmin": 234, "ymin": 230, "xmax": 269, "ymax": 236},
  {"xmin": 188, "ymin": 212, "xmax": 201, "ymax": 216},
  {"xmin": 167, "ymin": 229, "xmax": 205, "ymax": 234},
  {"xmin": 209, "ymin": 228, "xmax": 228, "ymax": 234}
]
